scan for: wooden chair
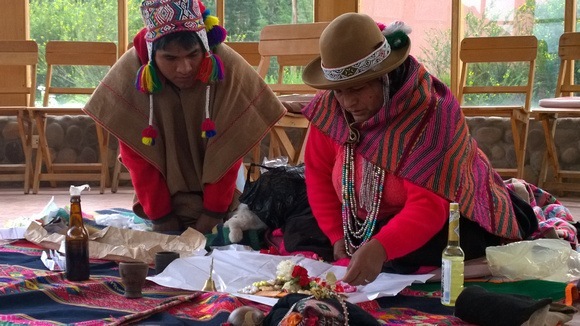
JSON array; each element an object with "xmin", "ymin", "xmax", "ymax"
[
  {"xmin": 458, "ymin": 36, "xmax": 538, "ymax": 179},
  {"xmin": 0, "ymin": 40, "xmax": 38, "ymax": 194},
  {"xmin": 30, "ymin": 41, "xmax": 117, "ymax": 194},
  {"xmin": 255, "ymin": 22, "xmax": 328, "ymax": 171},
  {"xmin": 533, "ymin": 32, "xmax": 580, "ymax": 193},
  {"xmin": 225, "ymin": 41, "xmax": 260, "ymax": 66}
]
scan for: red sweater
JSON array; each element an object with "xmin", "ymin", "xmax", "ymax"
[
  {"xmin": 304, "ymin": 127, "xmax": 449, "ymax": 261},
  {"xmin": 119, "ymin": 141, "xmax": 241, "ymax": 219}
]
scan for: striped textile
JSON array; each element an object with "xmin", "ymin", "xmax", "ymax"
[{"xmin": 302, "ymin": 55, "xmax": 522, "ymax": 240}]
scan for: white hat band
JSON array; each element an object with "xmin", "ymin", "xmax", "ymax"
[{"xmin": 322, "ymin": 39, "xmax": 391, "ymax": 82}]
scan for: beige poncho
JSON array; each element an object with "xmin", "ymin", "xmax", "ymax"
[{"xmin": 84, "ymin": 44, "xmax": 285, "ymax": 208}]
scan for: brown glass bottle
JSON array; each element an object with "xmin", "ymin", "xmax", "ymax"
[{"xmin": 65, "ymin": 195, "xmax": 90, "ymax": 281}]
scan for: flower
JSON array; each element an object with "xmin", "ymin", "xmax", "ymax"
[
  {"xmin": 292, "ymin": 265, "xmax": 310, "ymax": 287},
  {"xmin": 238, "ymin": 260, "xmax": 356, "ymax": 299}
]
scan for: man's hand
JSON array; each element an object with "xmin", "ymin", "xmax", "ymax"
[
  {"xmin": 341, "ymin": 239, "xmax": 386, "ymax": 286},
  {"xmin": 194, "ymin": 213, "xmax": 224, "ymax": 234}
]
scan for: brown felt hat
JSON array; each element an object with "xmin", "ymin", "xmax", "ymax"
[{"xmin": 302, "ymin": 13, "xmax": 411, "ymax": 90}]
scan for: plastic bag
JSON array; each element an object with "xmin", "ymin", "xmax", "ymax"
[
  {"xmin": 238, "ymin": 163, "xmax": 309, "ymax": 229},
  {"xmin": 486, "ymin": 238, "xmax": 580, "ymax": 282}
]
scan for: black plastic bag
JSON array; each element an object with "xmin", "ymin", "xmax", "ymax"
[{"xmin": 239, "ymin": 164, "xmax": 309, "ymax": 229}]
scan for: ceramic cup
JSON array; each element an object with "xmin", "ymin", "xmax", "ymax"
[
  {"xmin": 155, "ymin": 251, "xmax": 180, "ymax": 275},
  {"xmin": 119, "ymin": 261, "xmax": 149, "ymax": 299}
]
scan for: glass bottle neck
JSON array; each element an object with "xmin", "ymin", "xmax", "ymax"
[
  {"xmin": 447, "ymin": 210, "xmax": 460, "ymax": 243},
  {"xmin": 69, "ymin": 196, "xmax": 83, "ymax": 227}
]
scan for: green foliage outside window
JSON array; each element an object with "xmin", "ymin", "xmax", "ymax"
[
  {"xmin": 29, "ymin": 0, "xmax": 576, "ymax": 108},
  {"xmin": 29, "ymin": 0, "xmax": 313, "ymax": 105},
  {"xmin": 418, "ymin": 0, "xmax": 578, "ymax": 107}
]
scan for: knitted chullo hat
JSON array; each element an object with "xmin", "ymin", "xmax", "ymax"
[{"xmin": 136, "ymin": 0, "xmax": 227, "ymax": 145}]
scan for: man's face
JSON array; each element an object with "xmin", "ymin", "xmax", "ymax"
[{"xmin": 154, "ymin": 41, "xmax": 204, "ymax": 89}]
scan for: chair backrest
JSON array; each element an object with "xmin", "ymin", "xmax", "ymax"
[
  {"xmin": 0, "ymin": 40, "xmax": 39, "ymax": 108},
  {"xmin": 555, "ymin": 32, "xmax": 580, "ymax": 97},
  {"xmin": 458, "ymin": 35, "xmax": 538, "ymax": 112},
  {"xmin": 256, "ymin": 22, "xmax": 329, "ymax": 95},
  {"xmin": 43, "ymin": 41, "xmax": 118, "ymax": 106},
  {"xmin": 225, "ymin": 42, "xmax": 260, "ymax": 67}
]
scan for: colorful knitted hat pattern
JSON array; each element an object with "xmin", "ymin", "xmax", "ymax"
[{"xmin": 136, "ymin": 0, "xmax": 227, "ymax": 145}]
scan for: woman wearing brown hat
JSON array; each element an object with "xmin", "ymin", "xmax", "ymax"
[
  {"xmin": 84, "ymin": 0, "xmax": 285, "ymax": 233},
  {"xmin": 301, "ymin": 13, "xmax": 537, "ymax": 285}
]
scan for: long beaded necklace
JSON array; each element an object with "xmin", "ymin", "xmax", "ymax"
[
  {"xmin": 341, "ymin": 142, "xmax": 385, "ymax": 256},
  {"xmin": 340, "ymin": 75, "xmax": 390, "ymax": 256}
]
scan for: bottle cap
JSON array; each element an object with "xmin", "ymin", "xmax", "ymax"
[
  {"xmin": 450, "ymin": 202, "xmax": 459, "ymax": 211},
  {"xmin": 69, "ymin": 184, "xmax": 91, "ymax": 196}
]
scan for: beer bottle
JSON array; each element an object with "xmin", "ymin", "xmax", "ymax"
[
  {"xmin": 65, "ymin": 185, "xmax": 90, "ymax": 281},
  {"xmin": 441, "ymin": 202, "xmax": 464, "ymax": 306}
]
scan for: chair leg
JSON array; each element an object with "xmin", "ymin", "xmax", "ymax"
[
  {"xmin": 111, "ymin": 147, "xmax": 122, "ymax": 193},
  {"xmin": 95, "ymin": 125, "xmax": 108, "ymax": 194},
  {"xmin": 17, "ymin": 110, "xmax": 32, "ymax": 194},
  {"xmin": 510, "ymin": 114, "xmax": 529, "ymax": 180},
  {"xmin": 539, "ymin": 113, "xmax": 563, "ymax": 194}
]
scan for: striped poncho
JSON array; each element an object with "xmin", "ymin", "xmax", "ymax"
[{"xmin": 302, "ymin": 55, "xmax": 522, "ymax": 240}]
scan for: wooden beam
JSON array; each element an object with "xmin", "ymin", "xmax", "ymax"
[
  {"xmin": 314, "ymin": 0, "xmax": 358, "ymax": 22},
  {"xmin": 117, "ymin": 0, "xmax": 128, "ymax": 58},
  {"xmin": 564, "ymin": 0, "xmax": 576, "ymax": 32},
  {"xmin": 450, "ymin": 0, "xmax": 462, "ymax": 98}
]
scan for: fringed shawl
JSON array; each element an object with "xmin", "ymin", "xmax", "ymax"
[
  {"xmin": 84, "ymin": 45, "xmax": 285, "ymax": 194},
  {"xmin": 302, "ymin": 56, "xmax": 522, "ymax": 240}
]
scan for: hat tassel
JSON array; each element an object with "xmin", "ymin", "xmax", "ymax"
[
  {"xmin": 135, "ymin": 61, "xmax": 162, "ymax": 94},
  {"xmin": 201, "ymin": 85, "xmax": 216, "ymax": 138},
  {"xmin": 197, "ymin": 53, "xmax": 224, "ymax": 83},
  {"xmin": 141, "ymin": 94, "xmax": 157, "ymax": 146}
]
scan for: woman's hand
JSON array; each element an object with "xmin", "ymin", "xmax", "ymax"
[
  {"xmin": 341, "ymin": 239, "xmax": 387, "ymax": 286},
  {"xmin": 333, "ymin": 239, "xmax": 349, "ymax": 261}
]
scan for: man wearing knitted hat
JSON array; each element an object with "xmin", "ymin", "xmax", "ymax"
[{"xmin": 84, "ymin": 0, "xmax": 286, "ymax": 233}]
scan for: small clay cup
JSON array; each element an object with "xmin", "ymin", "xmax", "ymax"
[
  {"xmin": 155, "ymin": 251, "xmax": 180, "ymax": 275},
  {"xmin": 119, "ymin": 261, "xmax": 149, "ymax": 299}
]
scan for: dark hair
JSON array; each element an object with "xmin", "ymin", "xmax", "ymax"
[{"xmin": 153, "ymin": 31, "xmax": 205, "ymax": 54}]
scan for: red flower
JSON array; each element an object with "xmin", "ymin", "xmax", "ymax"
[{"xmin": 292, "ymin": 265, "xmax": 310, "ymax": 288}]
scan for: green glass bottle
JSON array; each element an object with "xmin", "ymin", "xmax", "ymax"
[{"xmin": 441, "ymin": 202, "xmax": 464, "ymax": 306}]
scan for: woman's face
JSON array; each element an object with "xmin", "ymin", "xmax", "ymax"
[
  {"xmin": 154, "ymin": 41, "xmax": 204, "ymax": 89},
  {"xmin": 333, "ymin": 78, "xmax": 384, "ymax": 123}
]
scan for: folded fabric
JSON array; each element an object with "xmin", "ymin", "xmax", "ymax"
[{"xmin": 455, "ymin": 285, "xmax": 576, "ymax": 326}]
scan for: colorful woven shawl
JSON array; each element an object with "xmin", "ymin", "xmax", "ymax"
[{"xmin": 302, "ymin": 56, "xmax": 522, "ymax": 240}]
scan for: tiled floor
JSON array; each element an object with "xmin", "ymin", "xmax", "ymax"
[
  {"xmin": 1, "ymin": 185, "xmax": 579, "ymax": 223},
  {"xmin": 0, "ymin": 186, "xmax": 135, "ymax": 223}
]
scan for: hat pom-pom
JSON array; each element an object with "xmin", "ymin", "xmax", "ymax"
[
  {"xmin": 207, "ymin": 25, "xmax": 227, "ymax": 48},
  {"xmin": 201, "ymin": 118, "xmax": 216, "ymax": 138},
  {"xmin": 141, "ymin": 125, "xmax": 157, "ymax": 146},
  {"xmin": 197, "ymin": 0, "xmax": 206, "ymax": 14},
  {"xmin": 135, "ymin": 62, "xmax": 162, "ymax": 94},
  {"xmin": 385, "ymin": 30, "xmax": 410, "ymax": 50},
  {"xmin": 204, "ymin": 15, "xmax": 219, "ymax": 31}
]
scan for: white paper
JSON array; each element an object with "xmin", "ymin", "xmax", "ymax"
[
  {"xmin": 40, "ymin": 250, "xmax": 65, "ymax": 271},
  {"xmin": 0, "ymin": 226, "xmax": 28, "ymax": 240},
  {"xmin": 147, "ymin": 250, "xmax": 433, "ymax": 305}
]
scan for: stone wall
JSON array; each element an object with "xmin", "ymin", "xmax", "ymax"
[{"xmin": 1, "ymin": 115, "xmax": 579, "ymax": 190}]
